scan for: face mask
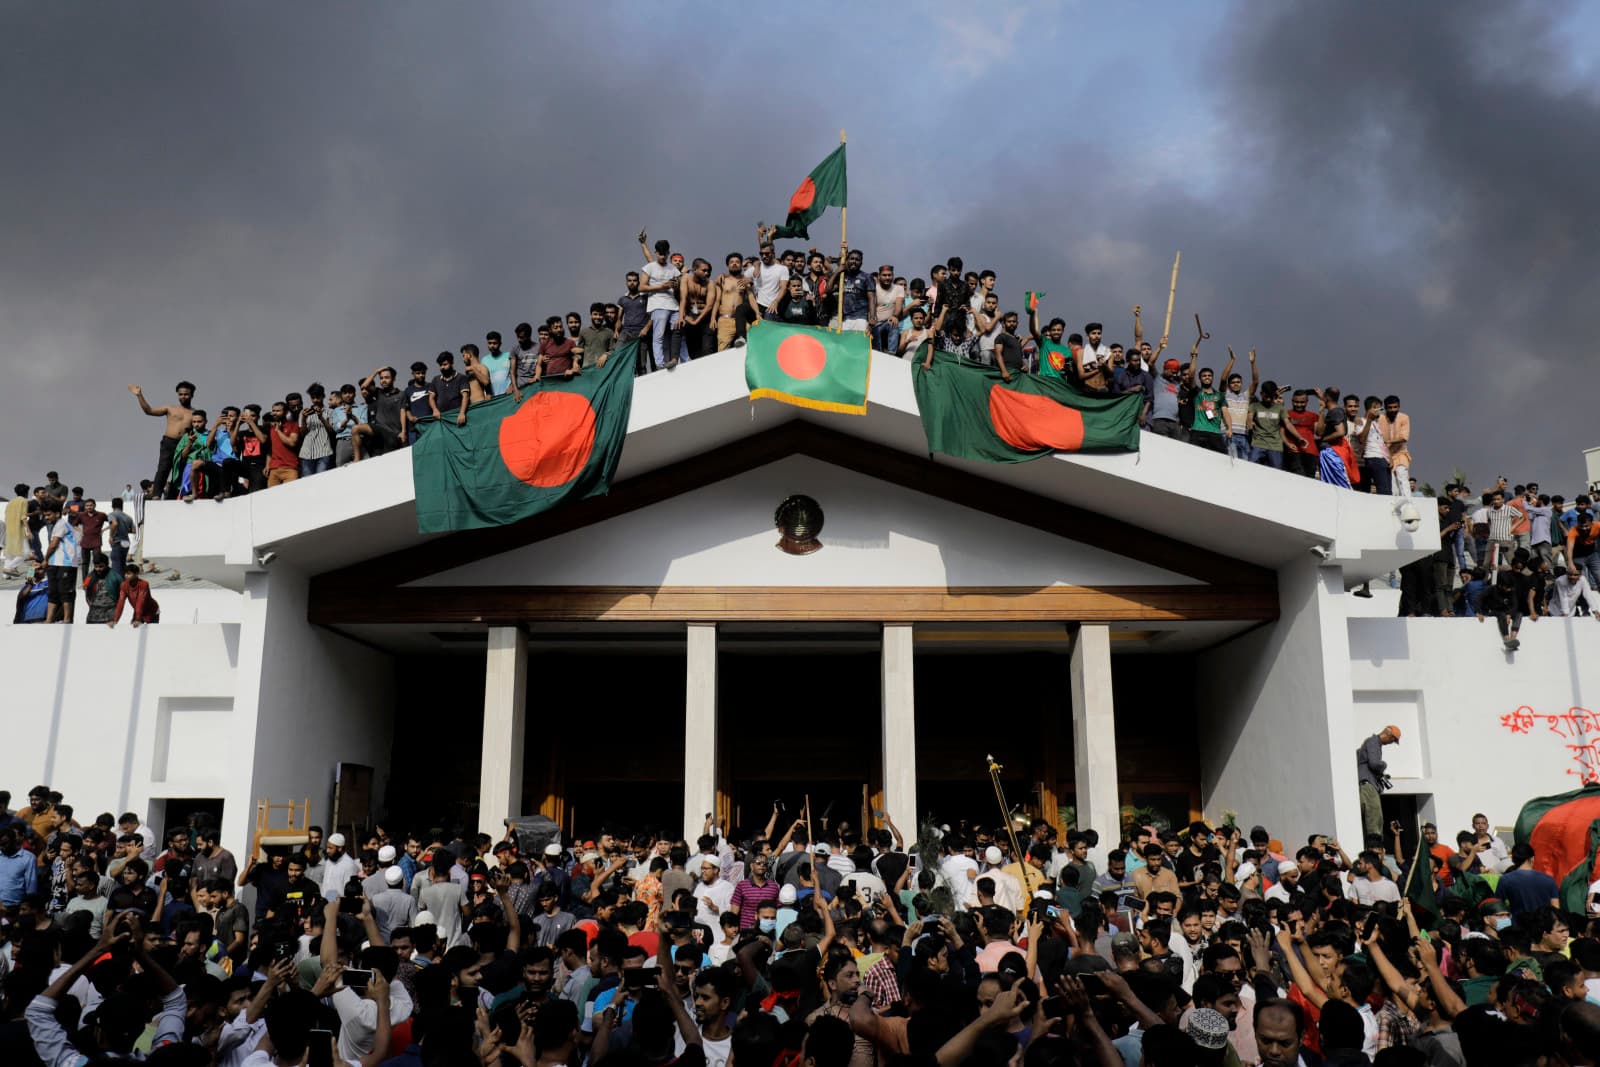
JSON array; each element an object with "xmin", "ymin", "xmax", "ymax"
[
  {"xmin": 1495, "ymin": 915, "xmax": 1513, "ymax": 931},
  {"xmin": 758, "ymin": 918, "xmax": 776, "ymax": 934}
]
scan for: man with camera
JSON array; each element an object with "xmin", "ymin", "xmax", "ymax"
[{"xmin": 1354, "ymin": 726, "xmax": 1400, "ymax": 841}]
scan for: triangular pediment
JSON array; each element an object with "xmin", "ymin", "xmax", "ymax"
[
  {"xmin": 311, "ymin": 422, "xmax": 1276, "ymax": 626},
  {"xmin": 409, "ymin": 453, "xmax": 1202, "ymax": 590}
]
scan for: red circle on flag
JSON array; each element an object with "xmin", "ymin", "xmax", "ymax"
[
  {"xmin": 498, "ymin": 392, "xmax": 597, "ymax": 487},
  {"xmin": 776, "ymin": 334, "xmax": 828, "ymax": 381},
  {"xmin": 988, "ymin": 386, "xmax": 1086, "ymax": 452},
  {"xmin": 788, "ymin": 177, "xmax": 817, "ymax": 215}
]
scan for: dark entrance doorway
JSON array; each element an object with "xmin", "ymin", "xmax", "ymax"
[{"xmin": 722, "ymin": 651, "xmax": 880, "ymax": 840}]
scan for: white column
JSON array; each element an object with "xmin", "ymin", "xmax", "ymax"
[
  {"xmin": 683, "ymin": 624, "xmax": 718, "ymax": 841},
  {"xmin": 1070, "ymin": 624, "xmax": 1118, "ymax": 868},
  {"xmin": 479, "ymin": 626, "xmax": 528, "ymax": 839},
  {"xmin": 881, "ymin": 624, "xmax": 918, "ymax": 834}
]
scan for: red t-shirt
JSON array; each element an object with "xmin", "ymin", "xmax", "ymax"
[
  {"xmin": 539, "ymin": 338, "xmax": 577, "ymax": 376},
  {"xmin": 1287, "ymin": 983, "xmax": 1322, "ymax": 1054},
  {"xmin": 76, "ymin": 511, "xmax": 106, "ymax": 550},
  {"xmin": 267, "ymin": 421, "xmax": 301, "ymax": 470},
  {"xmin": 1285, "ymin": 410, "xmax": 1318, "ymax": 454}
]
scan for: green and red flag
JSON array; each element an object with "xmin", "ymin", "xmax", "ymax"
[
  {"xmin": 1514, "ymin": 782, "xmax": 1600, "ymax": 912},
  {"xmin": 1402, "ymin": 851, "xmax": 1440, "ymax": 927},
  {"xmin": 770, "ymin": 144, "xmax": 847, "ymax": 241},
  {"xmin": 913, "ymin": 349, "xmax": 1142, "ymax": 463},
  {"xmin": 1024, "ymin": 290, "xmax": 1045, "ymax": 313},
  {"xmin": 411, "ymin": 341, "xmax": 638, "ymax": 533},
  {"xmin": 745, "ymin": 321, "xmax": 871, "ymax": 415}
]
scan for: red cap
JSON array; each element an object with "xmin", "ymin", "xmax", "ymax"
[{"xmin": 1163, "ymin": 358, "xmax": 1181, "ymax": 371}]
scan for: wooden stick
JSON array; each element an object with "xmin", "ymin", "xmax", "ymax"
[
  {"xmin": 836, "ymin": 130, "xmax": 848, "ymax": 332},
  {"xmin": 805, "ymin": 793, "xmax": 813, "ymax": 843},
  {"xmin": 1161, "ymin": 251, "xmax": 1181, "ymax": 341},
  {"xmin": 1402, "ymin": 820, "xmax": 1423, "ymax": 897}
]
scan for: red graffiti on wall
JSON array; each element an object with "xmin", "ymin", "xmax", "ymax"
[{"xmin": 1498, "ymin": 705, "xmax": 1600, "ymax": 783}]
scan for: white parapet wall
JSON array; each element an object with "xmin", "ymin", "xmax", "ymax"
[
  {"xmin": 0, "ymin": 622, "xmax": 245, "ymax": 842},
  {"xmin": 1347, "ymin": 616, "xmax": 1600, "ymax": 831}
]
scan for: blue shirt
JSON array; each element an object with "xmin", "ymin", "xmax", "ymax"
[
  {"xmin": 1461, "ymin": 579, "xmax": 1489, "ymax": 615},
  {"xmin": 0, "ymin": 849, "xmax": 39, "ymax": 906},
  {"xmin": 480, "ymin": 353, "xmax": 513, "ymax": 396}
]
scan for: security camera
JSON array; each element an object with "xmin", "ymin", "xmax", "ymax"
[
  {"xmin": 1395, "ymin": 500, "xmax": 1421, "ymax": 533},
  {"xmin": 1308, "ymin": 545, "xmax": 1332, "ymax": 561}
]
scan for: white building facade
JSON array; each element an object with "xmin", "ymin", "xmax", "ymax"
[{"xmin": 1, "ymin": 351, "xmax": 1585, "ymax": 861}]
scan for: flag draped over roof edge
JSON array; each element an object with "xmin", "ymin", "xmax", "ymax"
[
  {"xmin": 745, "ymin": 321, "xmax": 870, "ymax": 415},
  {"xmin": 411, "ymin": 341, "xmax": 637, "ymax": 533},
  {"xmin": 912, "ymin": 350, "xmax": 1142, "ymax": 463}
]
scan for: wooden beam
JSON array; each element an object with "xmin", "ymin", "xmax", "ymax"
[{"xmin": 308, "ymin": 583, "xmax": 1277, "ymax": 626}]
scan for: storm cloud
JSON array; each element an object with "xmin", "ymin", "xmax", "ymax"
[{"xmin": 2, "ymin": 1, "xmax": 1594, "ymax": 495}]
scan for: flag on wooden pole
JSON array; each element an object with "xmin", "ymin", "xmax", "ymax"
[{"xmin": 770, "ymin": 145, "xmax": 848, "ymax": 241}]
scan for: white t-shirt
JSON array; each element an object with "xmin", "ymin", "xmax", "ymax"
[
  {"xmin": 1351, "ymin": 876, "xmax": 1401, "ymax": 906},
  {"xmin": 695, "ymin": 877, "xmax": 734, "ymax": 927},
  {"xmin": 840, "ymin": 870, "xmax": 888, "ymax": 897},
  {"xmin": 751, "ymin": 259, "xmax": 788, "ymax": 308},
  {"xmin": 940, "ymin": 854, "xmax": 981, "ymax": 907},
  {"xmin": 644, "ymin": 261, "xmax": 681, "ymax": 313},
  {"xmin": 874, "ymin": 283, "xmax": 904, "ymax": 324},
  {"xmin": 676, "ymin": 1029, "xmax": 733, "ymax": 1067}
]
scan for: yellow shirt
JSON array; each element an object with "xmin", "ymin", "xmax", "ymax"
[{"xmin": 3, "ymin": 497, "xmax": 26, "ymax": 559}]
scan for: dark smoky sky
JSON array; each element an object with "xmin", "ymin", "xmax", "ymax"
[{"xmin": 4, "ymin": 1, "xmax": 1598, "ymax": 498}]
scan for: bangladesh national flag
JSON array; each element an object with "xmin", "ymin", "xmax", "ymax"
[
  {"xmin": 411, "ymin": 341, "xmax": 638, "ymax": 533},
  {"xmin": 1514, "ymin": 782, "xmax": 1600, "ymax": 912},
  {"xmin": 1402, "ymin": 853, "xmax": 1439, "ymax": 927},
  {"xmin": 745, "ymin": 321, "xmax": 871, "ymax": 415},
  {"xmin": 913, "ymin": 349, "xmax": 1142, "ymax": 463},
  {"xmin": 770, "ymin": 144, "xmax": 847, "ymax": 241}
]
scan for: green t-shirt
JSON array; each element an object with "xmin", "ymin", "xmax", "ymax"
[
  {"xmin": 1190, "ymin": 388, "xmax": 1223, "ymax": 433},
  {"xmin": 1460, "ymin": 975, "xmax": 1497, "ymax": 1006},
  {"xmin": 1248, "ymin": 401, "xmax": 1286, "ymax": 451},
  {"xmin": 1037, "ymin": 339, "xmax": 1069, "ymax": 380}
]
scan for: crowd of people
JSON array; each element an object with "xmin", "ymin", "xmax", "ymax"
[
  {"xmin": 5, "ymin": 228, "xmax": 1599, "ymax": 637},
  {"xmin": 3, "ymin": 478, "xmax": 159, "ymax": 626},
  {"xmin": 105, "ymin": 227, "xmax": 1440, "ymax": 506},
  {"xmin": 1397, "ymin": 484, "xmax": 1600, "ymax": 649},
  {"xmin": 1, "ymin": 777, "xmax": 1597, "ymax": 1067}
]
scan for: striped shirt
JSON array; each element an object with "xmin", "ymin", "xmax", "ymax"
[
  {"xmin": 728, "ymin": 878, "xmax": 780, "ymax": 929},
  {"xmin": 1486, "ymin": 503, "xmax": 1522, "ymax": 541}
]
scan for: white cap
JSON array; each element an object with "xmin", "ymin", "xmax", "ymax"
[
  {"xmin": 984, "ymin": 846, "xmax": 1003, "ymax": 866},
  {"xmin": 814, "ymin": 843, "xmax": 832, "ymax": 856},
  {"xmin": 384, "ymin": 865, "xmax": 403, "ymax": 886},
  {"xmin": 415, "ymin": 910, "xmax": 437, "ymax": 926},
  {"xmin": 327, "ymin": 832, "xmax": 346, "ymax": 847},
  {"xmin": 1033, "ymin": 888, "xmax": 1054, "ymax": 901},
  {"xmin": 378, "ymin": 845, "xmax": 397, "ymax": 863},
  {"xmin": 1278, "ymin": 860, "xmax": 1298, "ymax": 876},
  {"xmin": 1234, "ymin": 862, "xmax": 1257, "ymax": 885},
  {"xmin": 778, "ymin": 884, "xmax": 798, "ymax": 905},
  {"xmin": 544, "ymin": 843, "xmax": 563, "ymax": 857}
]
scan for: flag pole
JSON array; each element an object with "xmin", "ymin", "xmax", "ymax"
[
  {"xmin": 1162, "ymin": 251, "xmax": 1181, "ymax": 342},
  {"xmin": 836, "ymin": 129, "xmax": 847, "ymax": 333}
]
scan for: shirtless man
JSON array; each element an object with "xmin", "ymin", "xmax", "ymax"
[
  {"xmin": 129, "ymin": 381, "xmax": 197, "ymax": 500},
  {"xmin": 678, "ymin": 258, "xmax": 714, "ymax": 360},
  {"xmin": 712, "ymin": 254, "xmax": 759, "ymax": 350}
]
